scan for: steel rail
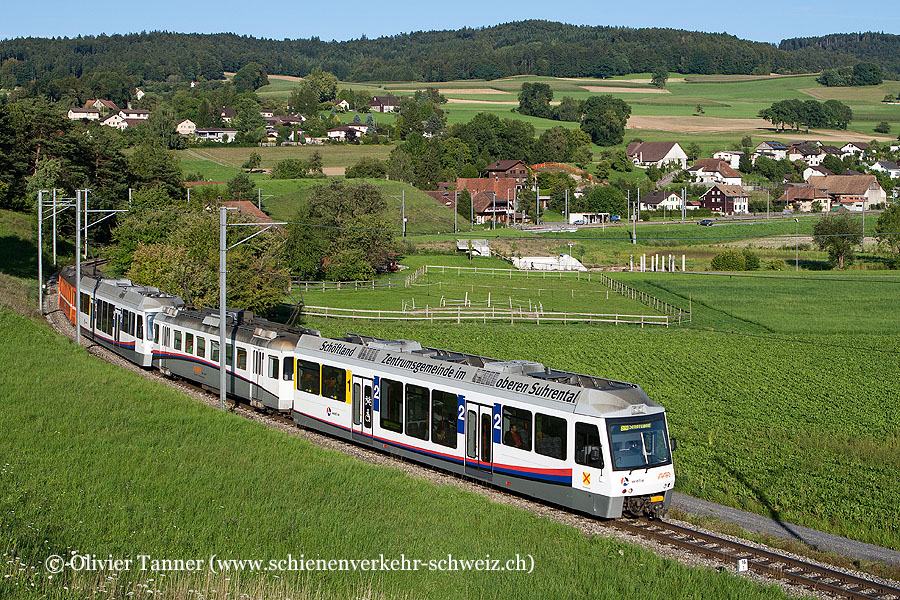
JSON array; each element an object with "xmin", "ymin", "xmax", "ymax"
[{"xmin": 613, "ymin": 519, "xmax": 900, "ymax": 600}]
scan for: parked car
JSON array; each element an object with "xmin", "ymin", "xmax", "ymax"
[
  {"xmin": 610, "ymin": 215, "xmax": 621, "ymax": 222},
  {"xmin": 698, "ymin": 219, "xmax": 714, "ymax": 226}
]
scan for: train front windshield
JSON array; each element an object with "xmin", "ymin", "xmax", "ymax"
[{"xmin": 607, "ymin": 416, "xmax": 671, "ymax": 471}]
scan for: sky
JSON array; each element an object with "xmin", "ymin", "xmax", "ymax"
[{"xmin": 1, "ymin": 0, "xmax": 896, "ymax": 45}]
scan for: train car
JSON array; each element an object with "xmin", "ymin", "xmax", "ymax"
[
  {"xmin": 58, "ymin": 266, "xmax": 184, "ymax": 367},
  {"xmin": 291, "ymin": 334, "xmax": 675, "ymax": 518},
  {"xmin": 152, "ymin": 306, "xmax": 319, "ymax": 412}
]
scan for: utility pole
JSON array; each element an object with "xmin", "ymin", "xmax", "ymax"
[
  {"xmin": 565, "ymin": 189, "xmax": 569, "ymax": 225},
  {"xmin": 37, "ymin": 191, "xmax": 43, "ymax": 313},
  {"xmin": 766, "ymin": 189, "xmax": 770, "ymax": 220},
  {"xmin": 402, "ymin": 189, "xmax": 406, "ymax": 237},
  {"xmin": 454, "ymin": 190, "xmax": 458, "ymax": 234},
  {"xmin": 794, "ymin": 217, "xmax": 799, "ymax": 271},
  {"xmin": 52, "ymin": 188, "xmax": 57, "ymax": 264},
  {"xmin": 862, "ymin": 199, "xmax": 866, "ymax": 252},
  {"xmin": 83, "ymin": 189, "xmax": 89, "ymax": 259},
  {"xmin": 470, "ymin": 192, "xmax": 473, "ymax": 230},
  {"xmin": 75, "ymin": 190, "xmax": 82, "ymax": 345}
]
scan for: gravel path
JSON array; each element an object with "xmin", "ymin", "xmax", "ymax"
[
  {"xmin": 673, "ymin": 492, "xmax": 900, "ymax": 566},
  {"xmin": 40, "ymin": 278, "xmax": 899, "ymax": 598}
]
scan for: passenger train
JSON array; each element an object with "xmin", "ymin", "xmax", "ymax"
[{"xmin": 58, "ymin": 265, "xmax": 676, "ymax": 518}]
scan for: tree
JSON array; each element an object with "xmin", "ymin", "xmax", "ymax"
[
  {"xmin": 289, "ymin": 83, "xmax": 321, "ymax": 118},
  {"xmin": 584, "ymin": 185, "xmax": 626, "ymax": 216},
  {"xmin": 813, "ymin": 214, "xmax": 863, "ymax": 269},
  {"xmin": 580, "ymin": 95, "xmax": 630, "ymax": 146},
  {"xmin": 875, "ymin": 121, "xmax": 891, "ymax": 134},
  {"xmin": 852, "ymin": 62, "xmax": 883, "ymax": 86},
  {"xmin": 456, "ymin": 189, "xmax": 472, "ymax": 221},
  {"xmin": 346, "ymin": 157, "xmax": 387, "ymax": 179},
  {"xmin": 553, "ymin": 96, "xmax": 581, "ymax": 122},
  {"xmin": 695, "ymin": 104, "xmax": 704, "ymax": 115},
  {"xmin": 232, "ymin": 62, "xmax": 268, "ymax": 92},
  {"xmin": 242, "ymin": 151, "xmax": 261, "ymax": 172},
  {"xmin": 823, "ymin": 100, "xmax": 853, "ymax": 130},
  {"xmin": 304, "ymin": 68, "xmax": 339, "ymax": 103},
  {"xmin": 128, "ymin": 142, "xmax": 184, "ymax": 200},
  {"xmin": 226, "ymin": 172, "xmax": 254, "ymax": 202},
  {"xmin": 646, "ymin": 164, "xmax": 662, "ymax": 183},
  {"xmin": 517, "ymin": 82, "xmax": 553, "ymax": 119},
  {"xmin": 686, "ymin": 142, "xmax": 702, "ymax": 161},
  {"xmin": 875, "ymin": 203, "xmax": 900, "ymax": 256},
  {"xmin": 651, "ymin": 67, "xmax": 668, "ymax": 89}
]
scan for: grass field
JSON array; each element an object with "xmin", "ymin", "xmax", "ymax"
[
  {"xmin": 0, "ymin": 250, "xmax": 796, "ymax": 599},
  {"xmin": 298, "ymin": 265, "xmax": 657, "ymax": 316}
]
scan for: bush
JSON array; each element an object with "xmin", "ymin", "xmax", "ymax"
[
  {"xmin": 742, "ymin": 248, "xmax": 760, "ymax": 270},
  {"xmin": 710, "ymin": 249, "xmax": 746, "ymax": 271},
  {"xmin": 346, "ymin": 157, "xmax": 387, "ymax": 179},
  {"xmin": 764, "ymin": 259, "xmax": 786, "ymax": 271},
  {"xmin": 875, "ymin": 122, "xmax": 891, "ymax": 134}
]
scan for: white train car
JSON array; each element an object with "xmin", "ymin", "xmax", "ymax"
[
  {"xmin": 59, "ymin": 266, "xmax": 183, "ymax": 367},
  {"xmin": 291, "ymin": 334, "xmax": 675, "ymax": 518},
  {"xmin": 152, "ymin": 307, "xmax": 317, "ymax": 412}
]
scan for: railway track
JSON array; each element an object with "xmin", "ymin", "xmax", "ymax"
[
  {"xmin": 613, "ymin": 518, "xmax": 900, "ymax": 600},
  {"xmin": 41, "ymin": 276, "xmax": 900, "ymax": 600}
]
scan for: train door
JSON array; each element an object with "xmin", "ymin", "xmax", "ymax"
[
  {"xmin": 113, "ymin": 307, "xmax": 122, "ymax": 346},
  {"xmin": 351, "ymin": 374, "xmax": 374, "ymax": 442},
  {"xmin": 251, "ymin": 349, "xmax": 264, "ymax": 403},
  {"xmin": 464, "ymin": 401, "xmax": 494, "ymax": 480}
]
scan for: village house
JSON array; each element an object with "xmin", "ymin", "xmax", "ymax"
[
  {"xmin": 119, "ymin": 108, "xmax": 150, "ymax": 120},
  {"xmin": 754, "ymin": 141, "xmax": 789, "ymax": 161},
  {"xmin": 638, "ymin": 190, "xmax": 684, "ymax": 211},
  {"xmin": 134, "ymin": 88, "xmax": 145, "ymax": 100},
  {"xmin": 712, "ymin": 150, "xmax": 743, "ymax": 169},
  {"xmin": 778, "ymin": 184, "xmax": 831, "ymax": 213},
  {"xmin": 808, "ymin": 174, "xmax": 886, "ymax": 210},
  {"xmin": 369, "ymin": 96, "xmax": 399, "ymax": 113},
  {"xmin": 625, "ymin": 141, "xmax": 688, "ymax": 169},
  {"xmin": 333, "ymin": 99, "xmax": 351, "ymax": 112},
  {"xmin": 699, "ymin": 184, "xmax": 750, "ymax": 215},
  {"xmin": 122, "ymin": 118, "xmax": 147, "ymax": 130},
  {"xmin": 820, "ymin": 145, "xmax": 842, "ymax": 157},
  {"xmin": 870, "ymin": 160, "xmax": 900, "ymax": 178},
  {"xmin": 840, "ymin": 142, "xmax": 869, "ymax": 158},
  {"xmin": 195, "ymin": 128, "xmax": 238, "ymax": 143},
  {"xmin": 260, "ymin": 109, "xmax": 274, "ymax": 118},
  {"xmin": 176, "ymin": 118, "xmax": 197, "ymax": 136},
  {"xmin": 803, "ymin": 165, "xmax": 833, "ymax": 180},
  {"xmin": 484, "ymin": 159, "xmax": 529, "ymax": 186},
  {"xmin": 85, "ymin": 99, "xmax": 121, "ymax": 113},
  {"xmin": 688, "ymin": 159, "xmax": 743, "ymax": 186},
  {"xmin": 326, "ymin": 125, "xmax": 360, "ymax": 142},
  {"xmin": 787, "ymin": 143, "xmax": 825, "ymax": 166},
  {"xmin": 67, "ymin": 107, "xmax": 101, "ymax": 121},
  {"xmin": 100, "ymin": 113, "xmax": 127, "ymax": 130},
  {"xmin": 220, "ymin": 108, "xmax": 236, "ymax": 123},
  {"xmin": 471, "ymin": 191, "xmax": 519, "ymax": 225}
]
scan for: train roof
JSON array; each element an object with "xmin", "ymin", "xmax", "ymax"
[
  {"xmin": 61, "ymin": 265, "xmax": 185, "ymax": 311},
  {"xmin": 156, "ymin": 306, "xmax": 320, "ymax": 351},
  {"xmin": 302, "ymin": 333, "xmax": 662, "ymax": 419}
]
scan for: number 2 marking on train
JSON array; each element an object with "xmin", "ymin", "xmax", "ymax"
[
  {"xmin": 458, "ymin": 405, "xmax": 465, "ymax": 420},
  {"xmin": 493, "ymin": 414, "xmax": 501, "ymax": 430}
]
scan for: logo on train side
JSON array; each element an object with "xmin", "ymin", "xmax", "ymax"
[
  {"xmin": 620, "ymin": 477, "xmax": 629, "ymax": 487},
  {"xmin": 658, "ymin": 471, "xmax": 672, "ymax": 480},
  {"xmin": 582, "ymin": 472, "xmax": 590, "ymax": 486}
]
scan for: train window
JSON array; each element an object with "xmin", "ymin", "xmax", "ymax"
[
  {"xmin": 352, "ymin": 383, "xmax": 361, "ymax": 426},
  {"xmin": 226, "ymin": 344, "xmax": 234, "ymax": 367},
  {"xmin": 236, "ymin": 347, "xmax": 247, "ymax": 370},
  {"xmin": 174, "ymin": 330, "xmax": 182, "ymax": 351},
  {"xmin": 321, "ymin": 365, "xmax": 345, "ymax": 401},
  {"xmin": 197, "ymin": 336, "xmax": 205, "ymax": 359},
  {"xmin": 122, "ymin": 310, "xmax": 133, "ymax": 336},
  {"xmin": 575, "ymin": 423, "xmax": 604, "ymax": 469},
  {"xmin": 283, "ymin": 358, "xmax": 294, "ymax": 381},
  {"xmin": 136, "ymin": 316, "xmax": 143, "ymax": 341},
  {"xmin": 380, "ymin": 378, "xmax": 403, "ymax": 433},
  {"xmin": 162, "ymin": 326, "xmax": 170, "ymax": 347},
  {"xmin": 80, "ymin": 293, "xmax": 91, "ymax": 315},
  {"xmin": 535, "ymin": 413, "xmax": 567, "ymax": 461},
  {"xmin": 211, "ymin": 340, "xmax": 219, "ymax": 363},
  {"xmin": 268, "ymin": 356, "xmax": 279, "ymax": 379},
  {"xmin": 466, "ymin": 410, "xmax": 477, "ymax": 459},
  {"xmin": 405, "ymin": 384, "xmax": 429, "ymax": 441},
  {"xmin": 502, "ymin": 406, "xmax": 532, "ymax": 452},
  {"xmin": 431, "ymin": 390, "xmax": 457, "ymax": 449},
  {"xmin": 153, "ymin": 324, "xmax": 159, "ymax": 343},
  {"xmin": 185, "ymin": 333, "xmax": 194, "ymax": 355},
  {"xmin": 297, "ymin": 360, "xmax": 319, "ymax": 394}
]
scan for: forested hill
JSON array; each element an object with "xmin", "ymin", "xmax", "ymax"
[
  {"xmin": 779, "ymin": 32, "xmax": 900, "ymax": 78},
  {"xmin": 0, "ymin": 21, "xmax": 895, "ymax": 88}
]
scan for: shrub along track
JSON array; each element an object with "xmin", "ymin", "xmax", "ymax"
[{"xmin": 41, "ymin": 274, "xmax": 900, "ymax": 600}]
